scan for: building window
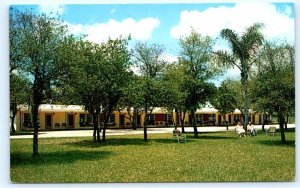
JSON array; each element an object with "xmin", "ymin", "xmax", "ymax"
[
  {"xmin": 195, "ymin": 114, "xmax": 203, "ymax": 124},
  {"xmin": 148, "ymin": 114, "xmax": 155, "ymax": 124},
  {"xmin": 164, "ymin": 114, "xmax": 172, "ymax": 122},
  {"xmin": 23, "ymin": 113, "xmax": 32, "ymax": 127},
  {"xmin": 86, "ymin": 114, "xmax": 92, "ymax": 124},
  {"xmin": 79, "ymin": 113, "xmax": 93, "ymax": 127},
  {"xmin": 234, "ymin": 114, "xmax": 241, "ymax": 123},
  {"xmin": 108, "ymin": 114, "xmax": 115, "ymax": 123},
  {"xmin": 208, "ymin": 114, "xmax": 216, "ymax": 122}
]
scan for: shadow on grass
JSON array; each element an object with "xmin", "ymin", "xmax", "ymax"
[
  {"xmin": 184, "ymin": 132, "xmax": 235, "ymax": 140},
  {"xmin": 256, "ymin": 140, "xmax": 295, "ymax": 147},
  {"xmin": 11, "ymin": 150, "xmax": 113, "ymax": 167},
  {"xmin": 63, "ymin": 137, "xmax": 194, "ymax": 148},
  {"xmin": 64, "ymin": 138, "xmax": 151, "ymax": 148}
]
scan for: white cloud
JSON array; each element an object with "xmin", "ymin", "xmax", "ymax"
[
  {"xmin": 66, "ymin": 17, "xmax": 160, "ymax": 44},
  {"xmin": 171, "ymin": 3, "xmax": 294, "ymax": 43},
  {"xmin": 39, "ymin": 4, "xmax": 66, "ymax": 15},
  {"xmin": 161, "ymin": 53, "xmax": 178, "ymax": 63},
  {"xmin": 226, "ymin": 67, "xmax": 240, "ymax": 78}
]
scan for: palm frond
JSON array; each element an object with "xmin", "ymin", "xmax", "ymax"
[
  {"xmin": 220, "ymin": 29, "xmax": 244, "ymax": 60},
  {"xmin": 213, "ymin": 50, "xmax": 241, "ymax": 70}
]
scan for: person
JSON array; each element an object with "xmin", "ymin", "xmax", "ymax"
[
  {"xmin": 247, "ymin": 122, "xmax": 257, "ymax": 136},
  {"xmin": 235, "ymin": 121, "xmax": 246, "ymax": 137}
]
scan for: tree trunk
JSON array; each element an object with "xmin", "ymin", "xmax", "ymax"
[
  {"xmin": 93, "ymin": 125, "xmax": 97, "ymax": 142},
  {"xmin": 244, "ymin": 94, "xmax": 249, "ymax": 132},
  {"xmin": 143, "ymin": 114, "xmax": 148, "ymax": 142},
  {"xmin": 191, "ymin": 109, "xmax": 198, "ymax": 138},
  {"xmin": 133, "ymin": 108, "xmax": 137, "ymax": 130},
  {"xmin": 102, "ymin": 115, "xmax": 108, "ymax": 143},
  {"xmin": 92, "ymin": 113, "xmax": 100, "ymax": 142},
  {"xmin": 11, "ymin": 102, "xmax": 18, "ymax": 133},
  {"xmin": 180, "ymin": 111, "xmax": 186, "ymax": 133},
  {"xmin": 11, "ymin": 113, "xmax": 16, "ymax": 133},
  {"xmin": 262, "ymin": 115, "xmax": 265, "ymax": 132},
  {"xmin": 223, "ymin": 114, "xmax": 228, "ymax": 130},
  {"xmin": 96, "ymin": 125, "xmax": 100, "ymax": 142},
  {"xmin": 242, "ymin": 70, "xmax": 249, "ymax": 133},
  {"xmin": 102, "ymin": 124, "xmax": 106, "ymax": 142},
  {"xmin": 279, "ymin": 112, "xmax": 286, "ymax": 144},
  {"xmin": 175, "ymin": 109, "xmax": 179, "ymax": 129},
  {"xmin": 31, "ymin": 103, "xmax": 39, "ymax": 157},
  {"xmin": 285, "ymin": 114, "xmax": 289, "ymax": 131},
  {"xmin": 143, "ymin": 103, "xmax": 148, "ymax": 141}
]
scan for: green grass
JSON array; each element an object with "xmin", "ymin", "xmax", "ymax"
[{"xmin": 10, "ymin": 129, "xmax": 295, "ymax": 183}]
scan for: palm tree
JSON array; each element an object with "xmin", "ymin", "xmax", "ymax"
[{"xmin": 215, "ymin": 23, "xmax": 264, "ymax": 130}]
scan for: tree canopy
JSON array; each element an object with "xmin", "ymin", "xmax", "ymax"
[
  {"xmin": 9, "ymin": 8, "xmax": 73, "ymax": 156},
  {"xmin": 178, "ymin": 29, "xmax": 217, "ymax": 138},
  {"xmin": 215, "ymin": 23, "xmax": 265, "ymax": 129},
  {"xmin": 250, "ymin": 41, "xmax": 294, "ymax": 143}
]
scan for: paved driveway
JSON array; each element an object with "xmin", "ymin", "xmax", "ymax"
[{"xmin": 10, "ymin": 124, "xmax": 295, "ymax": 139}]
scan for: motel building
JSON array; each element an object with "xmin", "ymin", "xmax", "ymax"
[{"xmin": 13, "ymin": 104, "xmax": 266, "ymax": 131}]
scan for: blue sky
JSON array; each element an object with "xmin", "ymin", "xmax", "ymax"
[{"xmin": 12, "ymin": 2, "xmax": 295, "ymax": 80}]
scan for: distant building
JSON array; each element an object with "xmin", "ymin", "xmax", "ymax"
[{"xmin": 13, "ymin": 104, "xmax": 267, "ymax": 131}]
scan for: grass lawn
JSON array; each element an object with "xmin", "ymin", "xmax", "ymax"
[{"xmin": 10, "ymin": 129, "xmax": 295, "ymax": 183}]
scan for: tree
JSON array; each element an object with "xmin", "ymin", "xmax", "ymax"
[
  {"xmin": 67, "ymin": 37, "xmax": 132, "ymax": 143},
  {"xmin": 226, "ymin": 79, "xmax": 246, "ymax": 122},
  {"xmin": 211, "ymin": 80, "xmax": 237, "ymax": 130},
  {"xmin": 10, "ymin": 74, "xmax": 30, "ymax": 133},
  {"xmin": 250, "ymin": 41, "xmax": 294, "ymax": 143},
  {"xmin": 163, "ymin": 62, "xmax": 188, "ymax": 133},
  {"xmin": 10, "ymin": 8, "xmax": 72, "ymax": 156},
  {"xmin": 215, "ymin": 23, "xmax": 264, "ymax": 131},
  {"xmin": 178, "ymin": 29, "xmax": 217, "ymax": 138},
  {"xmin": 66, "ymin": 39, "xmax": 103, "ymax": 142},
  {"xmin": 99, "ymin": 37, "xmax": 132, "ymax": 142},
  {"xmin": 117, "ymin": 75, "xmax": 144, "ymax": 130},
  {"xmin": 133, "ymin": 42, "xmax": 166, "ymax": 141}
]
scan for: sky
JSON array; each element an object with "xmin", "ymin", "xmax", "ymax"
[{"xmin": 12, "ymin": 2, "xmax": 295, "ymax": 81}]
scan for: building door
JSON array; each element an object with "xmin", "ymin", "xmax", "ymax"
[
  {"xmin": 228, "ymin": 115, "xmax": 232, "ymax": 124},
  {"xmin": 218, "ymin": 115, "xmax": 221, "ymax": 125},
  {"xmin": 120, "ymin": 114, "xmax": 125, "ymax": 128},
  {"xmin": 68, "ymin": 114, "xmax": 74, "ymax": 128},
  {"xmin": 45, "ymin": 114, "xmax": 52, "ymax": 129},
  {"xmin": 137, "ymin": 115, "xmax": 141, "ymax": 127}
]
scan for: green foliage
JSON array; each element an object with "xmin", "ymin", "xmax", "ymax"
[
  {"xmin": 64, "ymin": 36, "xmax": 132, "ymax": 141},
  {"xmin": 10, "ymin": 8, "xmax": 71, "ymax": 103},
  {"xmin": 11, "ymin": 130, "xmax": 295, "ymax": 182},
  {"xmin": 179, "ymin": 30, "xmax": 217, "ymax": 109},
  {"xmin": 250, "ymin": 41, "xmax": 294, "ymax": 143},
  {"xmin": 215, "ymin": 23, "xmax": 265, "ymax": 127},
  {"xmin": 9, "ymin": 7, "xmax": 74, "ymax": 155},
  {"xmin": 134, "ymin": 42, "xmax": 166, "ymax": 78},
  {"xmin": 133, "ymin": 41, "xmax": 168, "ymax": 140},
  {"xmin": 211, "ymin": 80, "xmax": 236, "ymax": 117},
  {"xmin": 250, "ymin": 41, "xmax": 295, "ymax": 117},
  {"xmin": 178, "ymin": 29, "xmax": 217, "ymax": 137},
  {"xmin": 163, "ymin": 62, "xmax": 188, "ymax": 111},
  {"xmin": 224, "ymin": 79, "xmax": 245, "ymax": 113},
  {"xmin": 10, "ymin": 74, "xmax": 31, "ymax": 132},
  {"xmin": 217, "ymin": 23, "xmax": 264, "ymax": 74},
  {"xmin": 10, "ymin": 74, "xmax": 30, "ymax": 109}
]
